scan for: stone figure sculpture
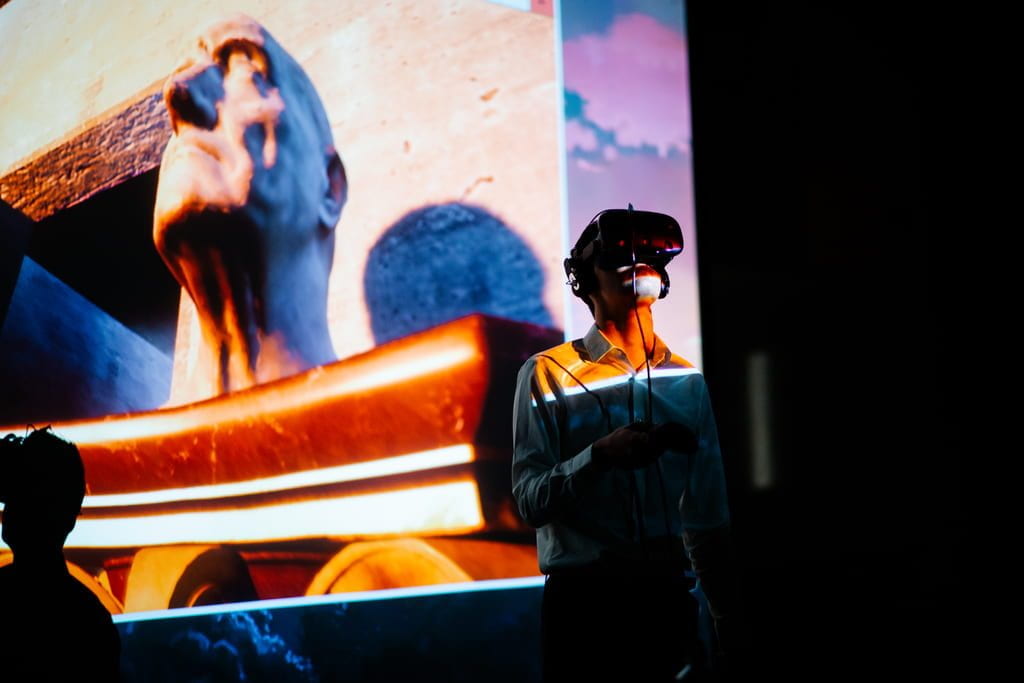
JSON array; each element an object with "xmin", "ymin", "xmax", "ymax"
[{"xmin": 154, "ymin": 14, "xmax": 346, "ymax": 398}]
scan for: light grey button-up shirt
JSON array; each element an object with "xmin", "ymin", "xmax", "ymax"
[{"xmin": 512, "ymin": 324, "xmax": 729, "ymax": 574}]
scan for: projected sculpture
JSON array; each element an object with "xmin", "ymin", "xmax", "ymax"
[{"xmin": 154, "ymin": 14, "xmax": 346, "ymax": 399}]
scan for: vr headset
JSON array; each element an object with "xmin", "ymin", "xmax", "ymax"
[{"xmin": 564, "ymin": 207, "xmax": 684, "ymax": 301}]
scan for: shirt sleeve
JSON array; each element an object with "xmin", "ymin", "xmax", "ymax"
[
  {"xmin": 511, "ymin": 357, "xmax": 604, "ymax": 528},
  {"xmin": 679, "ymin": 375, "xmax": 731, "ymax": 531}
]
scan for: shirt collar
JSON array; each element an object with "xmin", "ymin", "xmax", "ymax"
[{"xmin": 583, "ymin": 324, "xmax": 673, "ymax": 371}]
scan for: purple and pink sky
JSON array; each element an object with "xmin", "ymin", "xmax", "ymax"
[{"xmin": 561, "ymin": 2, "xmax": 702, "ymax": 365}]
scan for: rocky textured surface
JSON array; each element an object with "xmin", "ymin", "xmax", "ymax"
[{"xmin": 0, "ymin": 86, "xmax": 168, "ymax": 222}]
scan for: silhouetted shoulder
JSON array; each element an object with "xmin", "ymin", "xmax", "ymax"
[
  {"xmin": 60, "ymin": 573, "xmax": 121, "ymax": 678},
  {"xmin": 0, "ymin": 567, "xmax": 120, "ymax": 681}
]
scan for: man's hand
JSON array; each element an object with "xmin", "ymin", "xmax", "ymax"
[{"xmin": 591, "ymin": 422, "xmax": 663, "ymax": 469}]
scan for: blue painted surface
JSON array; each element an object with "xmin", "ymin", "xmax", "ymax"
[
  {"xmin": 118, "ymin": 580, "xmax": 544, "ymax": 682},
  {"xmin": 0, "ymin": 257, "xmax": 171, "ymax": 424}
]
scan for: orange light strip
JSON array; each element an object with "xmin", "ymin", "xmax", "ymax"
[
  {"xmin": 80, "ymin": 444, "xmax": 474, "ymax": 508},
  {"xmin": 1, "ymin": 480, "xmax": 485, "ymax": 550},
  {"xmin": 37, "ymin": 340, "xmax": 479, "ymax": 445}
]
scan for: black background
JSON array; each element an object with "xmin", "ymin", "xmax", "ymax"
[
  {"xmin": 0, "ymin": 1, "xmax": 958, "ymax": 676},
  {"xmin": 687, "ymin": 1, "xmax": 954, "ymax": 676}
]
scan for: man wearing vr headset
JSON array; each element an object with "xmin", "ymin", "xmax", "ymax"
[{"xmin": 513, "ymin": 208, "xmax": 741, "ymax": 681}]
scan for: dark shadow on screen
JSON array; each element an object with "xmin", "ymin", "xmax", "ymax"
[{"xmin": 364, "ymin": 203, "xmax": 556, "ymax": 344}]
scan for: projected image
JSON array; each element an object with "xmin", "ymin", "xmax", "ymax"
[
  {"xmin": 1, "ymin": 0, "xmax": 560, "ymax": 616},
  {"xmin": 0, "ymin": 0, "xmax": 700, "ymax": 626}
]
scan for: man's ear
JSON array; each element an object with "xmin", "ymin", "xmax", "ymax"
[{"xmin": 319, "ymin": 150, "xmax": 347, "ymax": 230}]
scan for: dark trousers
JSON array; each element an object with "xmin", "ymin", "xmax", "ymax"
[{"xmin": 541, "ymin": 571, "xmax": 701, "ymax": 682}]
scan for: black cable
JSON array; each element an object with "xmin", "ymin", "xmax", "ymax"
[
  {"xmin": 635, "ymin": 305, "xmax": 673, "ymax": 540},
  {"xmin": 627, "ymin": 209, "xmax": 655, "ymax": 426},
  {"xmin": 632, "ymin": 296, "xmax": 655, "ymax": 421},
  {"xmin": 630, "ymin": 219, "xmax": 673, "ymax": 541},
  {"xmin": 538, "ymin": 353, "xmax": 639, "ymax": 542},
  {"xmin": 536, "ymin": 354, "xmax": 612, "ymax": 434}
]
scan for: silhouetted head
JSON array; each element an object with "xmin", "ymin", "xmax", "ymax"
[{"xmin": 0, "ymin": 429, "xmax": 84, "ymax": 558}]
